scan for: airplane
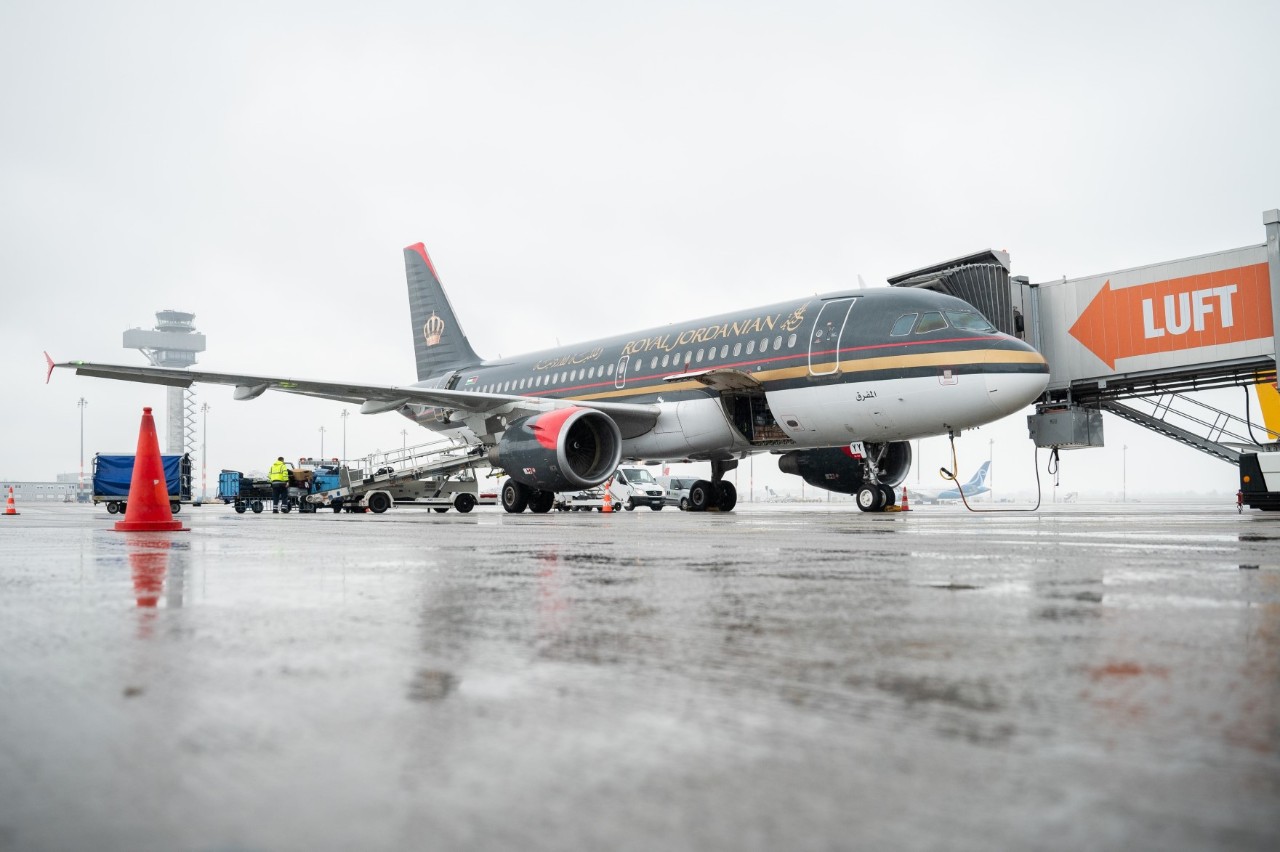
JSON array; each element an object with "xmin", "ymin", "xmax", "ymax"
[
  {"xmin": 49, "ymin": 242, "xmax": 1050, "ymax": 513},
  {"xmin": 907, "ymin": 460, "xmax": 992, "ymax": 504}
]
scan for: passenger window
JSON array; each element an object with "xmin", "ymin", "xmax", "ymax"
[
  {"xmin": 760, "ymin": 338, "xmax": 769, "ymax": 353},
  {"xmin": 734, "ymin": 342, "xmax": 742, "ymax": 357},
  {"xmin": 661, "ymin": 354, "xmax": 670, "ymax": 368},
  {"xmin": 684, "ymin": 352, "xmax": 692, "ymax": 365},
  {"xmin": 774, "ymin": 335, "xmax": 782, "ymax": 350},
  {"xmin": 696, "ymin": 349, "xmax": 704, "ymax": 363},
  {"xmin": 787, "ymin": 333, "xmax": 797, "ymax": 348},
  {"xmin": 746, "ymin": 340, "xmax": 755, "ymax": 355},
  {"xmin": 606, "ymin": 364, "xmax": 614, "ymax": 376},
  {"xmin": 721, "ymin": 344, "xmax": 729, "ymax": 358},
  {"xmin": 891, "ymin": 313, "xmax": 918, "ymax": 336},
  {"xmin": 707, "ymin": 347, "xmax": 716, "ymax": 362},
  {"xmin": 916, "ymin": 312, "xmax": 948, "ymax": 333},
  {"xmin": 650, "ymin": 356, "xmax": 658, "ymax": 370}
]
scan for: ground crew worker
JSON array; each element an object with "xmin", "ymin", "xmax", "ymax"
[{"xmin": 269, "ymin": 456, "xmax": 290, "ymax": 513}]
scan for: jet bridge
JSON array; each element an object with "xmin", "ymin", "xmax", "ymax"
[
  {"xmin": 890, "ymin": 209, "xmax": 1280, "ymax": 465},
  {"xmin": 1022, "ymin": 208, "xmax": 1280, "ymax": 463}
]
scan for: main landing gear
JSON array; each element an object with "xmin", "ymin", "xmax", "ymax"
[
  {"xmin": 501, "ymin": 480, "xmax": 556, "ymax": 514},
  {"xmin": 685, "ymin": 459, "xmax": 738, "ymax": 512}
]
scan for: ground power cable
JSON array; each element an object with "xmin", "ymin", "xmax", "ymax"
[{"xmin": 938, "ymin": 432, "xmax": 1043, "ymax": 513}]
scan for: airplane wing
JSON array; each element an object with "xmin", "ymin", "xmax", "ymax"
[{"xmin": 47, "ymin": 356, "xmax": 661, "ymax": 437}]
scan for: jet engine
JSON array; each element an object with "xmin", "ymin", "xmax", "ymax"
[
  {"xmin": 488, "ymin": 407, "xmax": 622, "ymax": 492},
  {"xmin": 777, "ymin": 441, "xmax": 912, "ymax": 495}
]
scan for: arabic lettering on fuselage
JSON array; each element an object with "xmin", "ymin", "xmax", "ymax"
[
  {"xmin": 855, "ymin": 390, "xmax": 878, "ymax": 402},
  {"xmin": 533, "ymin": 347, "xmax": 605, "ymax": 371},
  {"xmin": 620, "ymin": 305, "xmax": 808, "ymax": 357}
]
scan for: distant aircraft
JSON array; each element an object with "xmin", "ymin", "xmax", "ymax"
[
  {"xmin": 50, "ymin": 242, "xmax": 1047, "ymax": 513},
  {"xmin": 909, "ymin": 461, "xmax": 992, "ymax": 504}
]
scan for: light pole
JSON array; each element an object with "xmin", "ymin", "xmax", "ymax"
[
  {"xmin": 341, "ymin": 409, "xmax": 349, "ymax": 462},
  {"xmin": 320, "ymin": 426, "xmax": 326, "ymax": 459},
  {"xmin": 988, "ymin": 437, "xmax": 994, "ymax": 501},
  {"xmin": 201, "ymin": 403, "xmax": 210, "ymax": 501},
  {"xmin": 77, "ymin": 397, "xmax": 87, "ymax": 501},
  {"xmin": 1122, "ymin": 444, "xmax": 1128, "ymax": 503}
]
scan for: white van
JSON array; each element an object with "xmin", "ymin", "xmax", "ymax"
[
  {"xmin": 657, "ymin": 476, "xmax": 697, "ymax": 510},
  {"xmin": 609, "ymin": 466, "xmax": 666, "ymax": 511}
]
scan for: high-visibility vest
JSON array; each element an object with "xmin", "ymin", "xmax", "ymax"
[{"xmin": 269, "ymin": 461, "xmax": 290, "ymax": 482}]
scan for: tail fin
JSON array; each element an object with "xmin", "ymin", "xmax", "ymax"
[
  {"xmin": 967, "ymin": 461, "xmax": 991, "ymax": 488},
  {"xmin": 404, "ymin": 243, "xmax": 482, "ymax": 381}
]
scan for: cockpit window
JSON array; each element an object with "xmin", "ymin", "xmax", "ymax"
[
  {"xmin": 915, "ymin": 311, "xmax": 948, "ymax": 333},
  {"xmin": 944, "ymin": 310, "xmax": 996, "ymax": 333},
  {"xmin": 890, "ymin": 313, "xmax": 918, "ymax": 336}
]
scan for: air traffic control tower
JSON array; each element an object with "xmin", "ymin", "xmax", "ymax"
[{"xmin": 123, "ymin": 311, "xmax": 206, "ymax": 456}]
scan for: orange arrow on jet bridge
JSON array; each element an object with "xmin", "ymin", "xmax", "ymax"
[{"xmin": 1067, "ymin": 262, "xmax": 1273, "ymax": 369}]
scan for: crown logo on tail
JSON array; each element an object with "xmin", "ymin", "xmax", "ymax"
[{"xmin": 423, "ymin": 312, "xmax": 445, "ymax": 346}]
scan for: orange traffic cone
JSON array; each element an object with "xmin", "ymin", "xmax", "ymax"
[
  {"xmin": 900, "ymin": 486, "xmax": 910, "ymax": 512},
  {"xmin": 602, "ymin": 480, "xmax": 614, "ymax": 513},
  {"xmin": 2, "ymin": 486, "xmax": 18, "ymax": 516},
  {"xmin": 115, "ymin": 407, "xmax": 186, "ymax": 532}
]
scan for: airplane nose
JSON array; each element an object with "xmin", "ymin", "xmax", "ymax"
[{"xmin": 983, "ymin": 339, "xmax": 1049, "ymax": 418}]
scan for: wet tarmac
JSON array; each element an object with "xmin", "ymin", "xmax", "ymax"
[{"xmin": 1, "ymin": 500, "xmax": 1278, "ymax": 852}]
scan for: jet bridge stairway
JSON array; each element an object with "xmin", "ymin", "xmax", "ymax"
[
  {"xmin": 310, "ymin": 437, "xmax": 487, "ymax": 511},
  {"xmin": 1099, "ymin": 393, "xmax": 1278, "ymax": 465}
]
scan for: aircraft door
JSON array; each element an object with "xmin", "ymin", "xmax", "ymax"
[
  {"xmin": 808, "ymin": 298, "xmax": 856, "ymax": 376},
  {"xmin": 615, "ymin": 355, "xmax": 629, "ymax": 389}
]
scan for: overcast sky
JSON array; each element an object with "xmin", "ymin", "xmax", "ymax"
[{"xmin": 3, "ymin": 0, "xmax": 1277, "ymax": 500}]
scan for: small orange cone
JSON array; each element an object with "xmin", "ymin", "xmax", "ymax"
[
  {"xmin": 602, "ymin": 479, "xmax": 613, "ymax": 513},
  {"xmin": 900, "ymin": 486, "xmax": 910, "ymax": 512},
  {"xmin": 2, "ymin": 486, "xmax": 19, "ymax": 516},
  {"xmin": 115, "ymin": 407, "xmax": 186, "ymax": 532}
]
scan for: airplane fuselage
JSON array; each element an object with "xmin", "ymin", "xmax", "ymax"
[{"xmin": 405, "ymin": 286, "xmax": 1048, "ymax": 461}]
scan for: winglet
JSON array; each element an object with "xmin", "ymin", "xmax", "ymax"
[{"xmin": 44, "ymin": 351, "xmax": 55, "ymax": 384}]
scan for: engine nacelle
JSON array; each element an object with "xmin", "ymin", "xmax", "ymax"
[
  {"xmin": 488, "ymin": 407, "xmax": 622, "ymax": 491},
  {"xmin": 777, "ymin": 442, "xmax": 912, "ymax": 495}
]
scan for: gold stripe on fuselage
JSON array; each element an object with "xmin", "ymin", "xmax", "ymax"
[{"xmin": 567, "ymin": 348, "xmax": 1046, "ymax": 403}]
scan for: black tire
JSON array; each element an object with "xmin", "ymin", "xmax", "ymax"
[
  {"xmin": 879, "ymin": 484, "xmax": 897, "ymax": 508},
  {"xmin": 368, "ymin": 492, "xmax": 392, "ymax": 514},
  {"xmin": 679, "ymin": 497, "xmax": 689, "ymax": 511},
  {"xmin": 106, "ymin": 502, "xmax": 120, "ymax": 515},
  {"xmin": 651, "ymin": 503, "xmax": 662, "ymax": 510},
  {"xmin": 282, "ymin": 502, "xmax": 292, "ymax": 514},
  {"xmin": 454, "ymin": 493, "xmax": 476, "ymax": 513},
  {"xmin": 171, "ymin": 502, "xmax": 181, "ymax": 514},
  {"xmin": 626, "ymin": 499, "xmax": 637, "ymax": 511},
  {"xmin": 717, "ymin": 482, "xmax": 738, "ymax": 512},
  {"xmin": 688, "ymin": 480, "xmax": 712, "ymax": 512},
  {"xmin": 433, "ymin": 507, "xmax": 449, "ymax": 513},
  {"xmin": 529, "ymin": 490, "xmax": 556, "ymax": 514},
  {"xmin": 501, "ymin": 480, "xmax": 529, "ymax": 513},
  {"xmin": 251, "ymin": 501, "xmax": 264, "ymax": 514},
  {"xmin": 856, "ymin": 485, "xmax": 884, "ymax": 512},
  {"xmin": 234, "ymin": 501, "xmax": 246, "ymax": 514}
]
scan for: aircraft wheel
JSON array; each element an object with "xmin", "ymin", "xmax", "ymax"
[
  {"xmin": 688, "ymin": 480, "xmax": 712, "ymax": 512},
  {"xmin": 879, "ymin": 484, "xmax": 897, "ymax": 508},
  {"xmin": 454, "ymin": 493, "xmax": 476, "ymax": 513},
  {"xmin": 368, "ymin": 492, "xmax": 392, "ymax": 514},
  {"xmin": 501, "ymin": 480, "xmax": 529, "ymax": 513},
  {"xmin": 856, "ymin": 485, "xmax": 884, "ymax": 512},
  {"xmin": 529, "ymin": 490, "xmax": 556, "ymax": 514},
  {"xmin": 717, "ymin": 482, "xmax": 737, "ymax": 512}
]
